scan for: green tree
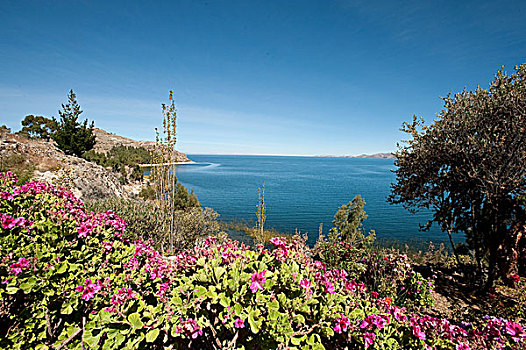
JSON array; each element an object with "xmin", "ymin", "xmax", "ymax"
[
  {"xmin": 329, "ymin": 194, "xmax": 374, "ymax": 245},
  {"xmin": 52, "ymin": 90, "xmax": 96, "ymax": 157},
  {"xmin": 18, "ymin": 115, "xmax": 56, "ymax": 140},
  {"xmin": 388, "ymin": 64, "xmax": 526, "ymax": 286}
]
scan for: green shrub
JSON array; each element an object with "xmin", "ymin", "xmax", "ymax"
[{"xmin": 84, "ymin": 198, "xmax": 218, "ymax": 253}]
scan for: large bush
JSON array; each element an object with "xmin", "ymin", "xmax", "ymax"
[
  {"xmin": 389, "ymin": 64, "xmax": 526, "ymax": 286},
  {"xmin": 0, "ymin": 173, "xmax": 525, "ymax": 349},
  {"xmin": 84, "ymin": 198, "xmax": 219, "ymax": 252}
]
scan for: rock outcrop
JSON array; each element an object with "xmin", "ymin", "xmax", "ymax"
[{"xmin": 0, "ymin": 131, "xmax": 129, "ymax": 201}]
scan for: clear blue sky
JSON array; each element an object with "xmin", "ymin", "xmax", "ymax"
[{"xmin": 1, "ymin": 0, "xmax": 525, "ymax": 155}]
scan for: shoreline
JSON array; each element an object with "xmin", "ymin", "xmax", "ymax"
[{"xmin": 138, "ymin": 161, "xmax": 196, "ymax": 167}]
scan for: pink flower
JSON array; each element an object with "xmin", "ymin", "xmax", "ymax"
[
  {"xmin": 269, "ymin": 237, "xmax": 286, "ymax": 247},
  {"xmin": 158, "ymin": 282, "xmax": 170, "ymax": 296},
  {"xmin": 111, "ymin": 287, "xmax": 138, "ymax": 305},
  {"xmin": 333, "ymin": 314, "xmax": 351, "ymax": 333},
  {"xmin": 182, "ymin": 319, "xmax": 202, "ymax": 339},
  {"xmin": 456, "ymin": 343, "xmax": 470, "ymax": 350},
  {"xmin": 76, "ymin": 278, "xmax": 103, "ymax": 301},
  {"xmin": 393, "ymin": 307, "xmax": 408, "ymax": 322},
  {"xmin": 324, "ymin": 281, "xmax": 335, "ymax": 294},
  {"xmin": 299, "ymin": 278, "xmax": 311, "ymax": 291},
  {"xmin": 10, "ymin": 257, "xmax": 30, "ymax": 276},
  {"xmin": 506, "ymin": 321, "xmax": 526, "ymax": 342},
  {"xmin": 1, "ymin": 214, "xmax": 16, "ymax": 229},
  {"xmin": 103, "ymin": 241, "xmax": 113, "ymax": 251},
  {"xmin": 412, "ymin": 324, "xmax": 426, "ymax": 341},
  {"xmin": 364, "ymin": 332, "xmax": 375, "ymax": 349},
  {"xmin": 234, "ymin": 318, "xmax": 245, "ymax": 328},
  {"xmin": 77, "ymin": 222, "xmax": 93, "ymax": 238},
  {"xmin": 250, "ymin": 270, "xmax": 266, "ymax": 293}
]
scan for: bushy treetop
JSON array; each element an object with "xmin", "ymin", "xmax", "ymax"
[
  {"xmin": 52, "ymin": 90, "xmax": 96, "ymax": 157},
  {"xmin": 389, "ymin": 64, "xmax": 526, "ymax": 285}
]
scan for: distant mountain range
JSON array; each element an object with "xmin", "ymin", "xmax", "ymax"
[{"xmin": 315, "ymin": 153, "xmax": 394, "ymax": 159}]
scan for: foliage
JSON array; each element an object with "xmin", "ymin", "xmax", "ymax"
[
  {"xmin": 0, "ymin": 173, "xmax": 525, "ymax": 349},
  {"xmin": 52, "ymin": 90, "xmax": 96, "ymax": 157},
  {"xmin": 17, "ymin": 115, "xmax": 56, "ymax": 140},
  {"xmin": 314, "ymin": 241, "xmax": 434, "ymax": 312},
  {"xmin": 0, "ymin": 125, "xmax": 11, "ymax": 133},
  {"xmin": 328, "ymin": 195, "xmax": 375, "ymax": 245},
  {"xmin": 173, "ymin": 182, "xmax": 200, "ymax": 210},
  {"xmin": 389, "ymin": 64, "xmax": 526, "ymax": 286},
  {"xmin": 85, "ymin": 197, "xmax": 215, "ymax": 252},
  {"xmin": 83, "ymin": 146, "xmax": 152, "ymax": 184}
]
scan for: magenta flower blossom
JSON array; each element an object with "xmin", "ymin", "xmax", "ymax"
[
  {"xmin": 1, "ymin": 214, "xmax": 16, "ymax": 229},
  {"xmin": 158, "ymin": 282, "xmax": 170, "ymax": 296},
  {"xmin": 269, "ymin": 237, "xmax": 286, "ymax": 248},
  {"xmin": 103, "ymin": 241, "xmax": 113, "ymax": 251},
  {"xmin": 76, "ymin": 278, "xmax": 103, "ymax": 301},
  {"xmin": 250, "ymin": 270, "xmax": 266, "ymax": 293},
  {"xmin": 333, "ymin": 314, "xmax": 351, "ymax": 333},
  {"xmin": 111, "ymin": 287, "xmax": 137, "ymax": 305},
  {"xmin": 234, "ymin": 318, "xmax": 245, "ymax": 328},
  {"xmin": 456, "ymin": 343, "xmax": 471, "ymax": 350},
  {"xmin": 182, "ymin": 319, "xmax": 203, "ymax": 339},
  {"xmin": 324, "ymin": 280, "xmax": 335, "ymax": 294},
  {"xmin": 77, "ymin": 222, "xmax": 94, "ymax": 238},
  {"xmin": 506, "ymin": 321, "xmax": 526, "ymax": 342},
  {"xmin": 10, "ymin": 257, "xmax": 30, "ymax": 276},
  {"xmin": 299, "ymin": 278, "xmax": 311, "ymax": 291},
  {"xmin": 364, "ymin": 332, "xmax": 375, "ymax": 349},
  {"xmin": 412, "ymin": 324, "xmax": 426, "ymax": 341}
]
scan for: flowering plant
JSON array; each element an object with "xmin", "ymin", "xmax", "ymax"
[{"xmin": 0, "ymin": 172, "xmax": 525, "ymax": 349}]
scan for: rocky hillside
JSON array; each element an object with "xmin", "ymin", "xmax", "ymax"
[
  {"xmin": 0, "ymin": 128, "xmax": 192, "ymax": 201},
  {"xmin": 92, "ymin": 128, "xmax": 190, "ymax": 162},
  {"xmin": 0, "ymin": 131, "xmax": 128, "ymax": 201}
]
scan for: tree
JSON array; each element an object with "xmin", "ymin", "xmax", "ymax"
[
  {"xmin": 52, "ymin": 90, "xmax": 96, "ymax": 157},
  {"xmin": 329, "ymin": 194, "xmax": 375, "ymax": 245},
  {"xmin": 18, "ymin": 115, "xmax": 56, "ymax": 140},
  {"xmin": 388, "ymin": 64, "xmax": 526, "ymax": 286}
]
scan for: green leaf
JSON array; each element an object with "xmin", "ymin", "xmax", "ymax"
[
  {"xmin": 219, "ymin": 293, "xmax": 230, "ymax": 307},
  {"xmin": 386, "ymin": 338, "xmax": 399, "ymax": 347},
  {"xmin": 60, "ymin": 303, "xmax": 73, "ymax": 315},
  {"xmin": 195, "ymin": 286, "xmax": 207, "ymax": 297},
  {"xmin": 128, "ymin": 313, "xmax": 143, "ymax": 330},
  {"xmin": 291, "ymin": 335, "xmax": 305, "ymax": 346},
  {"xmin": 292, "ymin": 314, "xmax": 305, "ymax": 324},
  {"xmin": 20, "ymin": 276, "xmax": 37, "ymax": 293},
  {"xmin": 56, "ymin": 263, "xmax": 68, "ymax": 274},
  {"xmin": 248, "ymin": 310, "xmax": 262, "ymax": 334},
  {"xmin": 213, "ymin": 266, "xmax": 226, "ymax": 281},
  {"xmin": 145, "ymin": 328, "xmax": 160, "ymax": 343},
  {"xmin": 6, "ymin": 285, "xmax": 18, "ymax": 294}
]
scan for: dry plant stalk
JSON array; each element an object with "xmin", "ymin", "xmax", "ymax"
[
  {"xmin": 150, "ymin": 91, "xmax": 179, "ymax": 253},
  {"xmin": 254, "ymin": 181, "xmax": 267, "ymax": 244}
]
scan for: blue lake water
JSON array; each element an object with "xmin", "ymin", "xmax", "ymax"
[{"xmin": 175, "ymin": 155, "xmax": 457, "ymax": 247}]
